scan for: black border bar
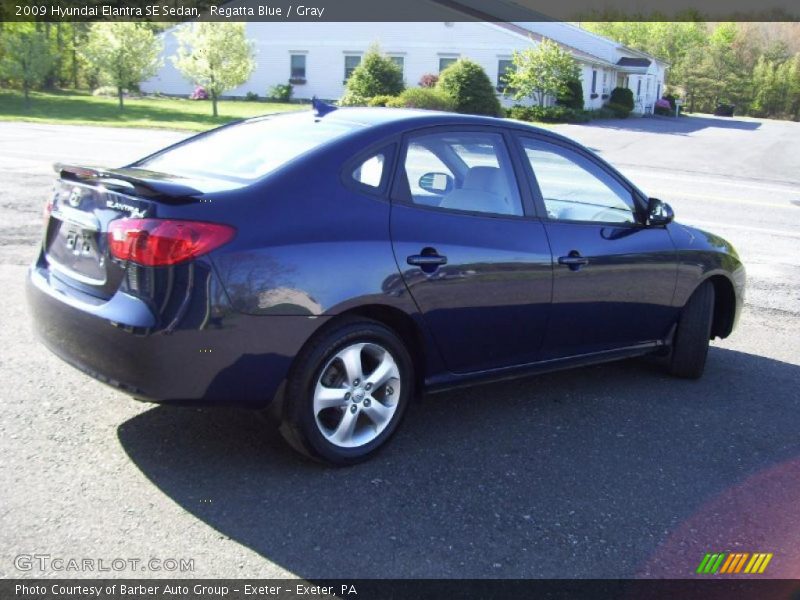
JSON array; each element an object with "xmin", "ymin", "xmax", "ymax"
[
  {"xmin": 1, "ymin": 0, "xmax": 799, "ymax": 23},
  {"xmin": 4, "ymin": 579, "xmax": 800, "ymax": 600}
]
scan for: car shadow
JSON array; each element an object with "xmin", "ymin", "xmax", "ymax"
[
  {"xmin": 117, "ymin": 347, "xmax": 800, "ymax": 578},
  {"xmin": 568, "ymin": 114, "xmax": 762, "ymax": 136}
]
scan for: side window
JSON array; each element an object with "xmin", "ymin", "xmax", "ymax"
[
  {"xmin": 352, "ymin": 153, "xmax": 386, "ymax": 188},
  {"xmin": 405, "ymin": 144, "xmax": 453, "ymax": 207},
  {"xmin": 521, "ymin": 138, "xmax": 637, "ymax": 224},
  {"xmin": 403, "ymin": 132, "xmax": 523, "ymax": 216}
]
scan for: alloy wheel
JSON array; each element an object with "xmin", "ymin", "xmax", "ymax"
[{"xmin": 313, "ymin": 342, "xmax": 401, "ymax": 448}]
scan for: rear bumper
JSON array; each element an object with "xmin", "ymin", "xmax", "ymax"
[{"xmin": 27, "ymin": 264, "xmax": 327, "ymax": 408}]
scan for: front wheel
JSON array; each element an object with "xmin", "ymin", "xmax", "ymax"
[
  {"xmin": 669, "ymin": 281, "xmax": 715, "ymax": 379},
  {"xmin": 279, "ymin": 318, "xmax": 413, "ymax": 466}
]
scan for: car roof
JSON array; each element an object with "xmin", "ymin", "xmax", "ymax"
[
  {"xmin": 323, "ymin": 107, "xmax": 550, "ymax": 132},
  {"xmin": 246, "ymin": 106, "xmax": 564, "ymax": 141}
]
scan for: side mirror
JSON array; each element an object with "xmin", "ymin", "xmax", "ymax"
[
  {"xmin": 419, "ymin": 172, "xmax": 453, "ymax": 194},
  {"xmin": 646, "ymin": 197, "xmax": 674, "ymax": 226}
]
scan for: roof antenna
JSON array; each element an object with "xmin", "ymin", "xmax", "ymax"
[{"xmin": 312, "ymin": 96, "xmax": 338, "ymax": 117}]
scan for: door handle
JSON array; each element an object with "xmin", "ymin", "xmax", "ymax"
[
  {"xmin": 407, "ymin": 254, "xmax": 448, "ymax": 267},
  {"xmin": 558, "ymin": 252, "xmax": 589, "ymax": 271}
]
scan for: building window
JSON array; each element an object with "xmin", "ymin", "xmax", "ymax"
[
  {"xmin": 389, "ymin": 55, "xmax": 404, "ymax": 76},
  {"xmin": 344, "ymin": 55, "xmax": 361, "ymax": 82},
  {"xmin": 636, "ymin": 78, "xmax": 642, "ymax": 97},
  {"xmin": 591, "ymin": 70, "xmax": 597, "ymax": 94},
  {"xmin": 439, "ymin": 57, "xmax": 457, "ymax": 72},
  {"xmin": 497, "ymin": 59, "xmax": 514, "ymax": 90},
  {"xmin": 602, "ymin": 70, "xmax": 608, "ymax": 94},
  {"xmin": 290, "ymin": 54, "xmax": 306, "ymax": 82}
]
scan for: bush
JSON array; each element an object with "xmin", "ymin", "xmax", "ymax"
[
  {"xmin": 606, "ymin": 102, "xmax": 631, "ymax": 118},
  {"xmin": 506, "ymin": 105, "xmax": 533, "ymax": 120},
  {"xmin": 338, "ymin": 91, "xmax": 369, "ymax": 107},
  {"xmin": 609, "ymin": 87, "xmax": 634, "ymax": 112},
  {"xmin": 267, "ymin": 83, "xmax": 292, "ymax": 102},
  {"xmin": 190, "ymin": 86, "xmax": 208, "ymax": 100},
  {"xmin": 436, "ymin": 59, "xmax": 501, "ymax": 116},
  {"xmin": 586, "ymin": 106, "xmax": 617, "ymax": 120},
  {"xmin": 245, "ymin": 91, "xmax": 259, "ymax": 102},
  {"xmin": 556, "ymin": 78, "xmax": 584, "ymax": 110},
  {"xmin": 345, "ymin": 47, "xmax": 405, "ymax": 100},
  {"xmin": 385, "ymin": 88, "xmax": 457, "ymax": 111},
  {"xmin": 418, "ymin": 73, "xmax": 439, "ymax": 88},
  {"xmin": 507, "ymin": 104, "xmax": 588, "ymax": 123},
  {"xmin": 507, "ymin": 104, "xmax": 626, "ymax": 123},
  {"xmin": 654, "ymin": 98, "xmax": 672, "ymax": 116},
  {"xmin": 367, "ymin": 95, "xmax": 395, "ymax": 107}
]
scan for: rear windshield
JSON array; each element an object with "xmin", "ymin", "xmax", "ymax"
[{"xmin": 137, "ymin": 112, "xmax": 358, "ymax": 182}]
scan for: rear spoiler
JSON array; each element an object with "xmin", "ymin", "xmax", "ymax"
[{"xmin": 55, "ymin": 163, "xmax": 203, "ymax": 201}]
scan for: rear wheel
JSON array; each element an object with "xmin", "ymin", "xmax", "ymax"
[
  {"xmin": 669, "ymin": 281, "xmax": 715, "ymax": 379},
  {"xmin": 279, "ymin": 318, "xmax": 413, "ymax": 465}
]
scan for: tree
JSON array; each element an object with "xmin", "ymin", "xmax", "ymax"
[
  {"xmin": 344, "ymin": 44, "xmax": 405, "ymax": 102},
  {"xmin": 436, "ymin": 59, "xmax": 501, "ymax": 116},
  {"xmin": 82, "ymin": 23, "xmax": 162, "ymax": 111},
  {"xmin": 582, "ymin": 20, "xmax": 707, "ymax": 77},
  {"xmin": 556, "ymin": 78, "xmax": 584, "ymax": 109},
  {"xmin": 503, "ymin": 39, "xmax": 580, "ymax": 107},
  {"xmin": 750, "ymin": 56, "xmax": 784, "ymax": 117},
  {"xmin": 672, "ymin": 44, "xmax": 709, "ymax": 112},
  {"xmin": 172, "ymin": 23, "xmax": 255, "ymax": 117},
  {"xmin": 696, "ymin": 24, "xmax": 748, "ymax": 111},
  {"xmin": 0, "ymin": 23, "xmax": 54, "ymax": 107},
  {"xmin": 786, "ymin": 53, "xmax": 800, "ymax": 119}
]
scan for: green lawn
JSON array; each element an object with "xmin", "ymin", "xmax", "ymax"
[{"xmin": 0, "ymin": 89, "xmax": 307, "ymax": 132}]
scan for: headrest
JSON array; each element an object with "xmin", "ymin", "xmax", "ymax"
[{"xmin": 463, "ymin": 166, "xmax": 501, "ymax": 192}]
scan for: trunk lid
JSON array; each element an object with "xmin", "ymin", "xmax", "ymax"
[{"xmin": 43, "ymin": 165, "xmax": 208, "ymax": 299}]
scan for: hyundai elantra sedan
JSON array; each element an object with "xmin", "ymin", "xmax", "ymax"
[{"xmin": 27, "ymin": 104, "xmax": 745, "ymax": 465}]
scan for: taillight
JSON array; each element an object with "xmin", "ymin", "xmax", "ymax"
[
  {"xmin": 108, "ymin": 219, "xmax": 235, "ymax": 267},
  {"xmin": 43, "ymin": 196, "xmax": 53, "ymax": 227}
]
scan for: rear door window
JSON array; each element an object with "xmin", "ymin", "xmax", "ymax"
[{"xmin": 402, "ymin": 132, "xmax": 523, "ymax": 216}]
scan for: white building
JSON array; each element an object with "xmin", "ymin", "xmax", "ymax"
[{"xmin": 141, "ymin": 19, "xmax": 667, "ymax": 114}]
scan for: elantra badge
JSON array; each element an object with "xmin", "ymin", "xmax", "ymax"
[{"xmin": 106, "ymin": 199, "xmax": 146, "ymax": 218}]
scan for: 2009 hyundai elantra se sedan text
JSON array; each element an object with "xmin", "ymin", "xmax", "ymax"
[{"xmin": 27, "ymin": 104, "xmax": 745, "ymax": 465}]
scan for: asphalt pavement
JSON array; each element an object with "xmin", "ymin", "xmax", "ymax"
[{"xmin": 0, "ymin": 114, "xmax": 798, "ymax": 579}]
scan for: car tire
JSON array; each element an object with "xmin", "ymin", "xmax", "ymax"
[
  {"xmin": 669, "ymin": 281, "xmax": 715, "ymax": 379},
  {"xmin": 279, "ymin": 317, "xmax": 413, "ymax": 466}
]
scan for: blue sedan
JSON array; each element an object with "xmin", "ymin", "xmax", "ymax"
[{"xmin": 27, "ymin": 104, "xmax": 745, "ymax": 464}]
